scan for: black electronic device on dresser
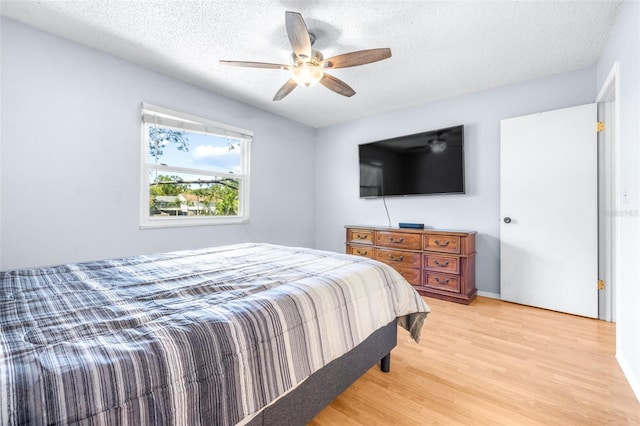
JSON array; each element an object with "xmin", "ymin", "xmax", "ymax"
[{"xmin": 399, "ymin": 222, "xmax": 424, "ymax": 229}]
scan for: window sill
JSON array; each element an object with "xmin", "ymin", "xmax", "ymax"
[{"xmin": 140, "ymin": 216, "xmax": 249, "ymax": 229}]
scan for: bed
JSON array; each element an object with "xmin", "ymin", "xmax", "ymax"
[{"xmin": 0, "ymin": 243, "xmax": 430, "ymax": 425}]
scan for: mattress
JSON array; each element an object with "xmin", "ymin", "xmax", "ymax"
[{"xmin": 0, "ymin": 243, "xmax": 430, "ymax": 425}]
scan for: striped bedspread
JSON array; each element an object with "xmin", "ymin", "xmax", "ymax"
[{"xmin": 0, "ymin": 243, "xmax": 430, "ymax": 425}]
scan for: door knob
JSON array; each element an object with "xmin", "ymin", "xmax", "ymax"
[{"xmin": 503, "ymin": 217, "xmax": 512, "ymax": 224}]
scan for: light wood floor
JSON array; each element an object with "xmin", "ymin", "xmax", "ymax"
[{"xmin": 310, "ymin": 296, "xmax": 640, "ymax": 425}]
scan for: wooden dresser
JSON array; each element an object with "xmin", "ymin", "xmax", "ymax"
[{"xmin": 345, "ymin": 225, "xmax": 477, "ymax": 304}]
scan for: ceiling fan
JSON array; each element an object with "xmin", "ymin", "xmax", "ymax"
[{"xmin": 220, "ymin": 11, "xmax": 392, "ymax": 101}]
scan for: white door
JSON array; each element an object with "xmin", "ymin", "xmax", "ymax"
[{"xmin": 500, "ymin": 103, "xmax": 598, "ymax": 318}]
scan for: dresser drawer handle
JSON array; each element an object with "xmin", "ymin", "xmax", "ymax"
[
  {"xmin": 389, "ymin": 237, "xmax": 405, "ymax": 244},
  {"xmin": 355, "ymin": 234, "xmax": 369, "ymax": 240},
  {"xmin": 388, "ymin": 255, "xmax": 404, "ymax": 262},
  {"xmin": 434, "ymin": 260, "xmax": 450, "ymax": 267},
  {"xmin": 434, "ymin": 277, "xmax": 450, "ymax": 284},
  {"xmin": 356, "ymin": 250, "xmax": 369, "ymax": 256},
  {"xmin": 433, "ymin": 240, "xmax": 450, "ymax": 247}
]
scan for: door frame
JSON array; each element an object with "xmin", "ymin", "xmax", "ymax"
[{"xmin": 596, "ymin": 61, "xmax": 620, "ymax": 324}]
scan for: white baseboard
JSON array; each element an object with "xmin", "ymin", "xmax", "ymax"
[
  {"xmin": 617, "ymin": 352, "xmax": 640, "ymax": 402},
  {"xmin": 477, "ymin": 291, "xmax": 501, "ymax": 300}
]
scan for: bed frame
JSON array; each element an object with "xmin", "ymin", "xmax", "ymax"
[{"xmin": 246, "ymin": 319, "xmax": 398, "ymax": 425}]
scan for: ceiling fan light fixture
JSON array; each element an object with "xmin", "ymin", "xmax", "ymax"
[
  {"xmin": 291, "ymin": 62, "xmax": 323, "ymax": 87},
  {"xmin": 290, "ymin": 50, "xmax": 324, "ymax": 87}
]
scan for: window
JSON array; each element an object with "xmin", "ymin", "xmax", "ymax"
[{"xmin": 140, "ymin": 104, "xmax": 252, "ymax": 228}]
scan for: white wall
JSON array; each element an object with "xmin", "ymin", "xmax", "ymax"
[
  {"xmin": 596, "ymin": 0, "xmax": 640, "ymax": 400},
  {"xmin": 314, "ymin": 68, "xmax": 596, "ymax": 295},
  {"xmin": 0, "ymin": 18, "xmax": 316, "ymax": 270}
]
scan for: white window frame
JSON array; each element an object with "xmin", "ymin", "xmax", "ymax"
[{"xmin": 140, "ymin": 103, "xmax": 252, "ymax": 228}]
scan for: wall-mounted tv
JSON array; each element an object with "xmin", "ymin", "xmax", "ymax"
[{"xmin": 359, "ymin": 125, "xmax": 465, "ymax": 198}]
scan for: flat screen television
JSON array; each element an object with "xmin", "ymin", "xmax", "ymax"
[{"xmin": 359, "ymin": 125, "xmax": 465, "ymax": 198}]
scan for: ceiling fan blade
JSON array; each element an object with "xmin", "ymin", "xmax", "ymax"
[
  {"xmin": 323, "ymin": 48, "xmax": 392, "ymax": 69},
  {"xmin": 273, "ymin": 79, "xmax": 298, "ymax": 101},
  {"xmin": 219, "ymin": 60, "xmax": 289, "ymax": 70},
  {"xmin": 319, "ymin": 73, "xmax": 356, "ymax": 97},
  {"xmin": 285, "ymin": 11, "xmax": 312, "ymax": 59}
]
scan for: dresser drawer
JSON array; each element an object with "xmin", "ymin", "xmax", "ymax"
[
  {"xmin": 347, "ymin": 245, "xmax": 374, "ymax": 258},
  {"xmin": 376, "ymin": 231, "xmax": 422, "ymax": 250},
  {"xmin": 424, "ymin": 272, "xmax": 460, "ymax": 292},
  {"xmin": 424, "ymin": 254, "xmax": 460, "ymax": 275},
  {"xmin": 423, "ymin": 235, "xmax": 461, "ymax": 254},
  {"xmin": 395, "ymin": 267, "xmax": 421, "ymax": 286},
  {"xmin": 374, "ymin": 248, "xmax": 421, "ymax": 269},
  {"xmin": 348, "ymin": 229, "xmax": 374, "ymax": 245}
]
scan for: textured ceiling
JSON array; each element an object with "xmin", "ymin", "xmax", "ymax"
[{"xmin": 0, "ymin": 0, "xmax": 622, "ymax": 128}]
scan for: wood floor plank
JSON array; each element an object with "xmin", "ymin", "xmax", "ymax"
[{"xmin": 309, "ymin": 297, "xmax": 640, "ymax": 425}]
